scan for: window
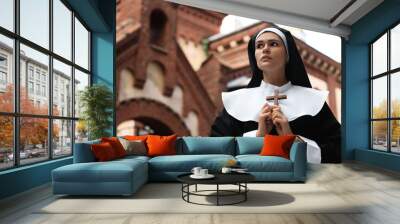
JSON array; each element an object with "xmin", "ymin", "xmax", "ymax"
[
  {"xmin": 36, "ymin": 70, "xmax": 41, "ymax": 81},
  {"xmin": 150, "ymin": 10, "xmax": 167, "ymax": 47},
  {"xmin": 20, "ymin": 0, "xmax": 49, "ymax": 49},
  {"xmin": 74, "ymin": 17, "xmax": 89, "ymax": 70},
  {"xmin": 28, "ymin": 67, "xmax": 34, "ymax": 80},
  {"xmin": 0, "ymin": 54, "xmax": 7, "ymax": 87},
  {"xmin": 0, "ymin": 0, "xmax": 14, "ymax": 32},
  {"xmin": 0, "ymin": 0, "xmax": 91, "ymax": 170},
  {"xmin": 28, "ymin": 81, "xmax": 34, "ymax": 94},
  {"xmin": 42, "ymin": 85, "xmax": 46, "ymax": 97},
  {"xmin": 36, "ymin": 83, "xmax": 40, "ymax": 95},
  {"xmin": 0, "ymin": 55, "xmax": 7, "ymax": 67},
  {"xmin": 371, "ymin": 23, "xmax": 400, "ymax": 154}
]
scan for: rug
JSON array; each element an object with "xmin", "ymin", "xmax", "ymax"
[{"xmin": 37, "ymin": 183, "xmax": 362, "ymax": 214}]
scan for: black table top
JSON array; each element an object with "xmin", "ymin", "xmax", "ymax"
[{"xmin": 177, "ymin": 172, "xmax": 255, "ymax": 185}]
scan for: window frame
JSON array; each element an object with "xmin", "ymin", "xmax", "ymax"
[
  {"xmin": 0, "ymin": 0, "xmax": 92, "ymax": 171},
  {"xmin": 370, "ymin": 20, "xmax": 400, "ymax": 154}
]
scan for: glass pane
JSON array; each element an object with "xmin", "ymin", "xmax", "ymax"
[
  {"xmin": 20, "ymin": 0, "xmax": 49, "ymax": 49},
  {"xmin": 372, "ymin": 33, "xmax": 387, "ymax": 76},
  {"xmin": 391, "ymin": 24, "xmax": 400, "ymax": 70},
  {"xmin": 0, "ymin": 0, "xmax": 14, "ymax": 31},
  {"xmin": 372, "ymin": 77, "xmax": 387, "ymax": 119},
  {"xmin": 391, "ymin": 120, "xmax": 400, "ymax": 153},
  {"xmin": 20, "ymin": 44, "xmax": 49, "ymax": 115},
  {"xmin": 53, "ymin": 0, "xmax": 72, "ymax": 60},
  {"xmin": 20, "ymin": 117, "xmax": 49, "ymax": 165},
  {"xmin": 53, "ymin": 119, "xmax": 72, "ymax": 158},
  {"xmin": 53, "ymin": 59, "xmax": 72, "ymax": 117},
  {"xmin": 75, "ymin": 120, "xmax": 88, "ymax": 143},
  {"xmin": 74, "ymin": 17, "xmax": 89, "ymax": 70},
  {"xmin": 0, "ymin": 34, "xmax": 14, "ymax": 112},
  {"xmin": 0, "ymin": 116, "xmax": 14, "ymax": 170},
  {"xmin": 391, "ymin": 72, "xmax": 400, "ymax": 118},
  {"xmin": 74, "ymin": 69, "xmax": 89, "ymax": 118},
  {"xmin": 372, "ymin": 121, "xmax": 388, "ymax": 151}
]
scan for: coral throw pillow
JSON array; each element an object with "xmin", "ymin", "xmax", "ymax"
[
  {"xmin": 259, "ymin": 134, "xmax": 296, "ymax": 159},
  {"xmin": 91, "ymin": 142, "xmax": 117, "ymax": 161},
  {"xmin": 101, "ymin": 137, "xmax": 127, "ymax": 158},
  {"xmin": 146, "ymin": 134, "xmax": 177, "ymax": 157}
]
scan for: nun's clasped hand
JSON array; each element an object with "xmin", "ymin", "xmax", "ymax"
[
  {"xmin": 257, "ymin": 102, "xmax": 274, "ymax": 136},
  {"xmin": 257, "ymin": 103, "xmax": 293, "ymax": 136},
  {"xmin": 271, "ymin": 105, "xmax": 293, "ymax": 135}
]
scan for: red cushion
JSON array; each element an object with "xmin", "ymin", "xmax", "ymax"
[
  {"xmin": 146, "ymin": 134, "xmax": 177, "ymax": 157},
  {"xmin": 259, "ymin": 134, "xmax": 296, "ymax": 159},
  {"xmin": 91, "ymin": 142, "xmax": 117, "ymax": 161},
  {"xmin": 101, "ymin": 137, "xmax": 127, "ymax": 158}
]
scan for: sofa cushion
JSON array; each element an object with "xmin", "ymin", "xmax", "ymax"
[
  {"xmin": 236, "ymin": 137, "xmax": 264, "ymax": 155},
  {"xmin": 91, "ymin": 142, "xmax": 118, "ymax": 161},
  {"xmin": 114, "ymin": 155, "xmax": 150, "ymax": 163},
  {"xmin": 73, "ymin": 139, "xmax": 100, "ymax": 163},
  {"xmin": 148, "ymin": 154, "xmax": 235, "ymax": 172},
  {"xmin": 124, "ymin": 135, "xmax": 148, "ymax": 141},
  {"xmin": 260, "ymin": 135, "xmax": 296, "ymax": 159},
  {"xmin": 52, "ymin": 159, "xmax": 147, "ymax": 183},
  {"xmin": 101, "ymin": 137, "xmax": 127, "ymax": 158},
  {"xmin": 177, "ymin": 137, "xmax": 235, "ymax": 155},
  {"xmin": 236, "ymin": 155, "xmax": 293, "ymax": 172},
  {"xmin": 119, "ymin": 138, "xmax": 147, "ymax": 156},
  {"xmin": 147, "ymin": 134, "xmax": 177, "ymax": 157}
]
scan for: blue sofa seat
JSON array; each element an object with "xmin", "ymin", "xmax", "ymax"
[
  {"xmin": 148, "ymin": 154, "xmax": 235, "ymax": 181},
  {"xmin": 52, "ymin": 155, "xmax": 148, "ymax": 196},
  {"xmin": 236, "ymin": 155, "xmax": 293, "ymax": 172}
]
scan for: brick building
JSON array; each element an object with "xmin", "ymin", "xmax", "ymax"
[{"xmin": 116, "ymin": 0, "xmax": 341, "ymax": 136}]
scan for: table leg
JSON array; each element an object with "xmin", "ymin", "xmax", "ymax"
[
  {"xmin": 217, "ymin": 184, "xmax": 219, "ymax": 206},
  {"xmin": 195, "ymin": 184, "xmax": 197, "ymax": 192},
  {"xmin": 245, "ymin": 183, "xmax": 247, "ymax": 201}
]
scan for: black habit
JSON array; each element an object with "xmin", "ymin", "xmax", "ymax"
[{"xmin": 210, "ymin": 26, "xmax": 341, "ymax": 163}]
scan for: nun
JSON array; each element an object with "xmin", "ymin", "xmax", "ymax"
[{"xmin": 210, "ymin": 26, "xmax": 341, "ymax": 163}]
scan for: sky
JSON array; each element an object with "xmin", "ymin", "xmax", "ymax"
[{"xmin": 219, "ymin": 15, "xmax": 342, "ymax": 63}]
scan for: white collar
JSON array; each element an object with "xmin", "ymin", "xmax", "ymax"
[{"xmin": 221, "ymin": 82, "xmax": 328, "ymax": 122}]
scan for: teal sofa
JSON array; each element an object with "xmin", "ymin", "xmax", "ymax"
[{"xmin": 52, "ymin": 137, "xmax": 307, "ymax": 196}]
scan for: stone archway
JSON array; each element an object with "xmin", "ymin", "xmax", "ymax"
[{"xmin": 116, "ymin": 98, "xmax": 191, "ymax": 136}]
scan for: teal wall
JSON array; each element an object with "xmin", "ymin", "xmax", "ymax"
[
  {"xmin": 0, "ymin": 158, "xmax": 72, "ymax": 199},
  {"xmin": 0, "ymin": 0, "xmax": 115, "ymax": 200},
  {"xmin": 344, "ymin": 0, "xmax": 400, "ymax": 171}
]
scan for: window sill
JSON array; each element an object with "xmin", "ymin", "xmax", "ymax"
[{"xmin": 0, "ymin": 156, "xmax": 72, "ymax": 175}]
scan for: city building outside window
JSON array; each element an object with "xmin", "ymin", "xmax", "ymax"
[
  {"xmin": 370, "ymin": 23, "xmax": 400, "ymax": 154},
  {"xmin": 0, "ymin": 0, "xmax": 91, "ymax": 170}
]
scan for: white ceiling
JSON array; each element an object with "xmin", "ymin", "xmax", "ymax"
[{"xmin": 166, "ymin": 0, "xmax": 384, "ymax": 38}]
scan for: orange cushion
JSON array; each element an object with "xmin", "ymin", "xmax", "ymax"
[
  {"xmin": 91, "ymin": 142, "xmax": 117, "ymax": 161},
  {"xmin": 124, "ymin": 135, "xmax": 148, "ymax": 141},
  {"xmin": 101, "ymin": 137, "xmax": 127, "ymax": 158},
  {"xmin": 259, "ymin": 134, "xmax": 296, "ymax": 159},
  {"xmin": 146, "ymin": 134, "xmax": 177, "ymax": 157}
]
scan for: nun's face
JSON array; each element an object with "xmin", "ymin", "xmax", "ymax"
[{"xmin": 254, "ymin": 32, "xmax": 287, "ymax": 73}]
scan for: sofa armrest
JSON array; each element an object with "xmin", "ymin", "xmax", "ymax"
[
  {"xmin": 73, "ymin": 142, "xmax": 98, "ymax": 163},
  {"xmin": 289, "ymin": 142, "xmax": 307, "ymax": 181}
]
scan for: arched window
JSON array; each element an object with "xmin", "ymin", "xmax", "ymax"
[{"xmin": 149, "ymin": 9, "xmax": 167, "ymax": 46}]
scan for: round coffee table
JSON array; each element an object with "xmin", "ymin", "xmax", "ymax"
[{"xmin": 177, "ymin": 173, "xmax": 255, "ymax": 206}]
